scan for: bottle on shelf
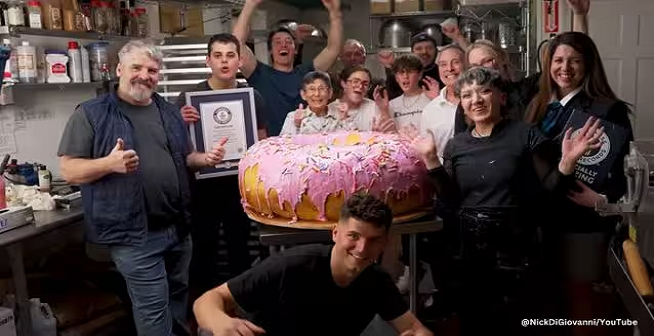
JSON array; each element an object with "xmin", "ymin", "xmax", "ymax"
[
  {"xmin": 38, "ymin": 165, "xmax": 51, "ymax": 193},
  {"xmin": 26, "ymin": 0, "xmax": 43, "ymax": 29},
  {"xmin": 67, "ymin": 41, "xmax": 83, "ymax": 82},
  {"xmin": 16, "ymin": 41, "xmax": 37, "ymax": 83},
  {"xmin": 80, "ymin": 43, "xmax": 90, "ymax": 82},
  {"xmin": 42, "ymin": 0, "xmax": 63, "ymax": 30},
  {"xmin": 2, "ymin": 39, "xmax": 18, "ymax": 83}
]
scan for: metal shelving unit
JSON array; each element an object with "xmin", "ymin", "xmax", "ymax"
[
  {"xmin": 454, "ymin": 0, "xmax": 534, "ymax": 76},
  {"xmin": 369, "ymin": 10, "xmax": 455, "ymax": 19},
  {"xmin": 0, "ymin": 26, "xmax": 132, "ymax": 41},
  {"xmin": 367, "ymin": 1, "xmax": 535, "ymax": 77}
]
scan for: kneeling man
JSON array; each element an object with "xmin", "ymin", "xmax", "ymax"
[{"xmin": 193, "ymin": 193, "xmax": 433, "ymax": 336}]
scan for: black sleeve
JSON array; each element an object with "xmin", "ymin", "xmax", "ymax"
[
  {"xmin": 253, "ymin": 89, "xmax": 267, "ymax": 131},
  {"xmin": 518, "ymin": 72, "xmax": 541, "ymax": 107},
  {"xmin": 427, "ymin": 142, "xmax": 462, "ymax": 205},
  {"xmin": 601, "ymin": 101, "xmax": 634, "ymax": 202},
  {"xmin": 373, "ymin": 271, "xmax": 409, "ymax": 321},
  {"xmin": 528, "ymin": 126, "xmax": 575, "ymax": 195},
  {"xmin": 227, "ymin": 254, "xmax": 287, "ymax": 313},
  {"xmin": 174, "ymin": 91, "xmax": 187, "ymax": 109},
  {"xmin": 294, "ymin": 43, "xmax": 304, "ymax": 68},
  {"xmin": 57, "ymin": 106, "xmax": 94, "ymax": 158},
  {"xmin": 384, "ymin": 67, "xmax": 402, "ymax": 100}
]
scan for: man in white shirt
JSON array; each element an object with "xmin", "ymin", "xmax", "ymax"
[{"xmin": 420, "ymin": 44, "xmax": 465, "ymax": 158}]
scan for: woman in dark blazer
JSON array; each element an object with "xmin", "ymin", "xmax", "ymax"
[{"xmin": 526, "ymin": 31, "xmax": 634, "ymax": 336}]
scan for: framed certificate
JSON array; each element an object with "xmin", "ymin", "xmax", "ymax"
[{"xmin": 186, "ymin": 87, "xmax": 259, "ymax": 179}]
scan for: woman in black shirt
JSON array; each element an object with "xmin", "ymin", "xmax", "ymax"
[{"xmin": 410, "ymin": 66, "xmax": 603, "ymax": 335}]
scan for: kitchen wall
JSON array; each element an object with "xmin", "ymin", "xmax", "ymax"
[{"xmin": 0, "ymin": 35, "xmax": 118, "ymax": 177}]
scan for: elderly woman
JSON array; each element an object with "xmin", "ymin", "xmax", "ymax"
[{"xmin": 411, "ymin": 66, "xmax": 603, "ymax": 335}]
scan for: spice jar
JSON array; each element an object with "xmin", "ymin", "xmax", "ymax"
[
  {"xmin": 135, "ymin": 7, "xmax": 148, "ymax": 37},
  {"xmin": 43, "ymin": 0, "xmax": 63, "ymax": 30},
  {"xmin": 7, "ymin": 0, "xmax": 25, "ymax": 26},
  {"xmin": 27, "ymin": 1, "xmax": 43, "ymax": 29},
  {"xmin": 94, "ymin": 1, "xmax": 109, "ymax": 34}
]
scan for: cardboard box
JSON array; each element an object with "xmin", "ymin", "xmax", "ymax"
[
  {"xmin": 370, "ymin": 0, "xmax": 392, "ymax": 14},
  {"xmin": 159, "ymin": 3, "xmax": 205, "ymax": 37},
  {"xmin": 424, "ymin": 0, "xmax": 447, "ymax": 11},
  {"xmin": 394, "ymin": 0, "xmax": 420, "ymax": 13},
  {"xmin": 0, "ymin": 307, "xmax": 16, "ymax": 336}
]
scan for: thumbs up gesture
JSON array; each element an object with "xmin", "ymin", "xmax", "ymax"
[
  {"xmin": 108, "ymin": 138, "xmax": 139, "ymax": 174},
  {"xmin": 205, "ymin": 137, "xmax": 228, "ymax": 167}
]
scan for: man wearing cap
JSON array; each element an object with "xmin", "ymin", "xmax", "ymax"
[{"xmin": 378, "ymin": 32, "xmax": 443, "ymax": 100}]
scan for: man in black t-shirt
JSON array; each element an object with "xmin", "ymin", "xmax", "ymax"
[
  {"xmin": 175, "ymin": 34, "xmax": 268, "ymax": 294},
  {"xmin": 193, "ymin": 194, "xmax": 433, "ymax": 336}
]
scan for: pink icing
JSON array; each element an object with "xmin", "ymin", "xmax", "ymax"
[{"xmin": 238, "ymin": 131, "xmax": 432, "ymax": 221}]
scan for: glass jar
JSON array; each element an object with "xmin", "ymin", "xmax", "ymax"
[
  {"xmin": 93, "ymin": 1, "xmax": 108, "ymax": 34},
  {"xmin": 26, "ymin": 0, "xmax": 42, "ymax": 29},
  {"xmin": 7, "ymin": 0, "xmax": 25, "ymax": 27},
  {"xmin": 135, "ymin": 7, "xmax": 147, "ymax": 37},
  {"xmin": 87, "ymin": 42, "xmax": 108, "ymax": 81}
]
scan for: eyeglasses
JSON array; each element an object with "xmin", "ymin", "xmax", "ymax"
[
  {"xmin": 347, "ymin": 78, "xmax": 370, "ymax": 88},
  {"xmin": 304, "ymin": 86, "xmax": 330, "ymax": 94}
]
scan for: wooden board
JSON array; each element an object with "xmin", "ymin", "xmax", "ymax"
[{"xmin": 245, "ymin": 207, "xmax": 432, "ymax": 230}]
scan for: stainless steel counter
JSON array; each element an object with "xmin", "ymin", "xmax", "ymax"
[{"xmin": 0, "ymin": 207, "xmax": 84, "ymax": 336}]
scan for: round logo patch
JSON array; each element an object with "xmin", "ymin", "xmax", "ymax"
[
  {"xmin": 571, "ymin": 129, "xmax": 611, "ymax": 166},
  {"xmin": 213, "ymin": 107, "xmax": 232, "ymax": 125}
]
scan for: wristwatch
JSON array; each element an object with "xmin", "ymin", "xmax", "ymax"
[{"xmin": 594, "ymin": 193, "xmax": 609, "ymax": 213}]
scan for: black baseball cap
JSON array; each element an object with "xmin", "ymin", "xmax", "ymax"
[{"xmin": 411, "ymin": 32, "xmax": 437, "ymax": 49}]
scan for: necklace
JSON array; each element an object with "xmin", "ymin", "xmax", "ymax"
[
  {"xmin": 471, "ymin": 129, "xmax": 490, "ymax": 138},
  {"xmin": 402, "ymin": 93, "xmax": 422, "ymax": 109}
]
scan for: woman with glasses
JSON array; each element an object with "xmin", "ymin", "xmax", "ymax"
[
  {"xmin": 280, "ymin": 71, "xmax": 350, "ymax": 135},
  {"xmin": 327, "ymin": 65, "xmax": 396, "ymax": 133},
  {"xmin": 411, "ymin": 66, "xmax": 603, "ymax": 335}
]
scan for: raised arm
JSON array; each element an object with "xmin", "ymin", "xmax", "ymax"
[
  {"xmin": 567, "ymin": 0, "xmax": 589, "ymax": 34},
  {"xmin": 313, "ymin": 0, "xmax": 343, "ymax": 72},
  {"xmin": 232, "ymin": 0, "xmax": 262, "ymax": 78},
  {"xmin": 412, "ymin": 130, "xmax": 461, "ymax": 204}
]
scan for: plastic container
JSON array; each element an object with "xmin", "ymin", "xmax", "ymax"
[
  {"xmin": 29, "ymin": 298, "xmax": 56, "ymax": 336},
  {"xmin": 26, "ymin": 1, "xmax": 43, "ymax": 29},
  {"xmin": 16, "ymin": 41, "xmax": 37, "ymax": 83},
  {"xmin": 67, "ymin": 41, "xmax": 82, "ymax": 83},
  {"xmin": 45, "ymin": 51, "xmax": 69, "ymax": 83},
  {"xmin": 37, "ymin": 165, "xmax": 50, "ymax": 192},
  {"xmin": 2, "ymin": 39, "xmax": 17, "ymax": 82},
  {"xmin": 80, "ymin": 45, "xmax": 90, "ymax": 82},
  {"xmin": 7, "ymin": 0, "xmax": 24, "ymax": 26},
  {"xmin": 87, "ymin": 42, "xmax": 108, "ymax": 81}
]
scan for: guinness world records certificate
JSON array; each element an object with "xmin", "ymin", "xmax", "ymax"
[{"xmin": 186, "ymin": 87, "xmax": 259, "ymax": 179}]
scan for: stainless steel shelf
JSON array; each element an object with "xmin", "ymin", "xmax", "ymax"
[
  {"xmin": 370, "ymin": 10, "xmax": 455, "ymax": 19},
  {"xmin": 6, "ymin": 82, "xmax": 105, "ymax": 89},
  {"xmin": 0, "ymin": 26, "xmax": 132, "ymax": 41}
]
